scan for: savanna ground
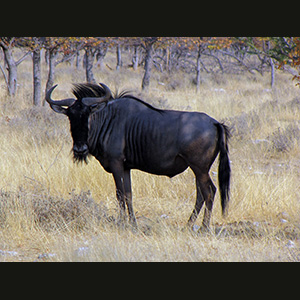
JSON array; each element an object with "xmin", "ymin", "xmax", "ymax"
[{"xmin": 0, "ymin": 51, "xmax": 300, "ymax": 261}]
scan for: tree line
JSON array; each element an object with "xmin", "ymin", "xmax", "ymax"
[{"xmin": 1, "ymin": 37, "xmax": 300, "ymax": 106}]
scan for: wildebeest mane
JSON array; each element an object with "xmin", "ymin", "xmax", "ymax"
[
  {"xmin": 114, "ymin": 89, "xmax": 164, "ymax": 113},
  {"xmin": 72, "ymin": 83, "xmax": 163, "ymax": 113},
  {"xmin": 72, "ymin": 83, "xmax": 110, "ymax": 100}
]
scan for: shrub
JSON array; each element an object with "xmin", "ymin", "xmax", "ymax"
[
  {"xmin": 0, "ymin": 189, "xmax": 114, "ymax": 232},
  {"xmin": 267, "ymin": 124, "xmax": 300, "ymax": 153}
]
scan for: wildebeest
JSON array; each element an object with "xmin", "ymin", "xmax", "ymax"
[{"xmin": 46, "ymin": 82, "xmax": 230, "ymax": 230}]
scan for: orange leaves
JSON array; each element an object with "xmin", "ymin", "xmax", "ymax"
[{"xmin": 146, "ymin": 37, "xmax": 233, "ymax": 51}]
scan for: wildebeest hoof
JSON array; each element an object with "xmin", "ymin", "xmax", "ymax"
[{"xmin": 197, "ymin": 225, "xmax": 211, "ymax": 235}]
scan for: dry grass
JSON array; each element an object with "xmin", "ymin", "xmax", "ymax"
[{"xmin": 0, "ymin": 55, "xmax": 300, "ymax": 261}]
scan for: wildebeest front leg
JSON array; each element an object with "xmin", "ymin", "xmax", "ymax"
[
  {"xmin": 111, "ymin": 162, "xmax": 127, "ymax": 226},
  {"xmin": 123, "ymin": 169, "xmax": 137, "ymax": 229},
  {"xmin": 111, "ymin": 161, "xmax": 137, "ymax": 229}
]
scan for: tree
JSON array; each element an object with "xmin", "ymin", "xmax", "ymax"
[
  {"xmin": 265, "ymin": 40, "xmax": 275, "ymax": 87},
  {"xmin": 234, "ymin": 37, "xmax": 300, "ymax": 88},
  {"xmin": 195, "ymin": 38, "xmax": 204, "ymax": 92},
  {"xmin": 95, "ymin": 44, "xmax": 108, "ymax": 69},
  {"xmin": 168, "ymin": 37, "xmax": 233, "ymax": 92},
  {"xmin": 31, "ymin": 38, "xmax": 44, "ymax": 106},
  {"xmin": 0, "ymin": 37, "xmax": 30, "ymax": 96},
  {"xmin": 116, "ymin": 44, "xmax": 122, "ymax": 70},
  {"xmin": 45, "ymin": 42, "xmax": 60, "ymax": 94},
  {"xmin": 270, "ymin": 37, "xmax": 300, "ymax": 87},
  {"xmin": 81, "ymin": 37, "xmax": 108, "ymax": 83},
  {"xmin": 44, "ymin": 37, "xmax": 71, "ymax": 98},
  {"xmin": 84, "ymin": 46, "xmax": 96, "ymax": 83},
  {"xmin": 141, "ymin": 37, "xmax": 158, "ymax": 90},
  {"xmin": 32, "ymin": 47, "xmax": 42, "ymax": 106},
  {"xmin": 44, "ymin": 37, "xmax": 85, "ymax": 104},
  {"xmin": 132, "ymin": 45, "xmax": 141, "ymax": 70},
  {"xmin": 20, "ymin": 37, "xmax": 46, "ymax": 106}
]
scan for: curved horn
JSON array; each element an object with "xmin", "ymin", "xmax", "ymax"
[
  {"xmin": 82, "ymin": 83, "xmax": 112, "ymax": 106},
  {"xmin": 45, "ymin": 84, "xmax": 76, "ymax": 107}
]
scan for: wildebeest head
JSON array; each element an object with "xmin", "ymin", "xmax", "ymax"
[{"xmin": 45, "ymin": 83, "xmax": 112, "ymax": 163}]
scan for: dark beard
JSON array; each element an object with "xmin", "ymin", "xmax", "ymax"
[{"xmin": 72, "ymin": 149, "xmax": 89, "ymax": 164}]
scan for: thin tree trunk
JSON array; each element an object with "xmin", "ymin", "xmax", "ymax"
[
  {"xmin": 75, "ymin": 51, "xmax": 80, "ymax": 69},
  {"xmin": 270, "ymin": 57, "xmax": 275, "ymax": 88},
  {"xmin": 32, "ymin": 48, "xmax": 42, "ymax": 106},
  {"xmin": 142, "ymin": 41, "xmax": 155, "ymax": 90},
  {"xmin": 116, "ymin": 45, "xmax": 122, "ymax": 70},
  {"xmin": 95, "ymin": 45, "xmax": 108, "ymax": 70},
  {"xmin": 1, "ymin": 38, "xmax": 30, "ymax": 97},
  {"xmin": 265, "ymin": 40, "xmax": 275, "ymax": 88},
  {"xmin": 166, "ymin": 46, "xmax": 171, "ymax": 73},
  {"xmin": 196, "ymin": 44, "xmax": 202, "ymax": 93},
  {"xmin": 44, "ymin": 49, "xmax": 58, "ymax": 105},
  {"xmin": 84, "ymin": 47, "xmax": 96, "ymax": 83},
  {"xmin": 132, "ymin": 46, "xmax": 139, "ymax": 70},
  {"xmin": 1, "ymin": 46, "xmax": 18, "ymax": 96}
]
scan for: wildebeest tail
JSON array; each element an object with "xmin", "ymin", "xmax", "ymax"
[{"xmin": 216, "ymin": 123, "xmax": 231, "ymax": 216}]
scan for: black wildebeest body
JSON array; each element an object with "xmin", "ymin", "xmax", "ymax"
[{"xmin": 46, "ymin": 83, "xmax": 230, "ymax": 230}]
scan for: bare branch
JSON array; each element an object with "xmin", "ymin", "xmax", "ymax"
[
  {"xmin": 217, "ymin": 49, "xmax": 258, "ymax": 73},
  {"xmin": 0, "ymin": 37, "xmax": 14, "ymax": 49},
  {"xmin": 15, "ymin": 51, "xmax": 30, "ymax": 66},
  {"xmin": 203, "ymin": 52, "xmax": 224, "ymax": 72}
]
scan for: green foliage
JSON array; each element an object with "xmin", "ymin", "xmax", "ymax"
[{"xmin": 236, "ymin": 37, "xmax": 300, "ymax": 85}]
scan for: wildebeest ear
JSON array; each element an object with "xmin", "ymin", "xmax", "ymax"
[
  {"xmin": 50, "ymin": 104, "xmax": 68, "ymax": 115},
  {"xmin": 90, "ymin": 102, "xmax": 107, "ymax": 114}
]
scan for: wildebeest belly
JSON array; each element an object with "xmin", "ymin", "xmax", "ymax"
[
  {"xmin": 124, "ymin": 151, "xmax": 188, "ymax": 177},
  {"xmin": 124, "ymin": 120, "xmax": 188, "ymax": 177}
]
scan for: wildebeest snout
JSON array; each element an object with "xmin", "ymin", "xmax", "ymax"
[
  {"xmin": 73, "ymin": 143, "xmax": 89, "ymax": 163},
  {"xmin": 73, "ymin": 143, "xmax": 89, "ymax": 155}
]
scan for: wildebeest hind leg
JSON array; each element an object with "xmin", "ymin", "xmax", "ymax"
[
  {"xmin": 187, "ymin": 169, "xmax": 216, "ymax": 230},
  {"xmin": 201, "ymin": 178, "xmax": 216, "ymax": 230},
  {"xmin": 187, "ymin": 176, "xmax": 205, "ymax": 228}
]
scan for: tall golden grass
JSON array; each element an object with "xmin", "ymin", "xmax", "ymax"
[{"xmin": 0, "ymin": 55, "xmax": 299, "ymax": 261}]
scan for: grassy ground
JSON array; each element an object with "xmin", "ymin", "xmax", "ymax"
[{"xmin": 0, "ymin": 55, "xmax": 300, "ymax": 261}]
